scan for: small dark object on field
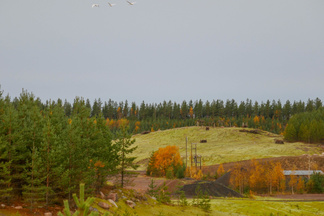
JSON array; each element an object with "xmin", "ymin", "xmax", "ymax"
[
  {"xmin": 275, "ymin": 139, "xmax": 284, "ymax": 144},
  {"xmin": 206, "ymin": 127, "xmax": 209, "ymax": 131},
  {"xmin": 200, "ymin": 140, "xmax": 207, "ymax": 143},
  {"xmin": 239, "ymin": 129, "xmax": 260, "ymax": 134},
  {"xmin": 141, "ymin": 131, "xmax": 150, "ymax": 135}
]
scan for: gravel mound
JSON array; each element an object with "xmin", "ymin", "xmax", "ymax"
[
  {"xmin": 180, "ymin": 180, "xmax": 243, "ymax": 198},
  {"xmin": 215, "ymin": 172, "xmax": 231, "ymax": 187}
]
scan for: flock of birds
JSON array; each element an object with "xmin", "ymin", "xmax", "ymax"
[{"xmin": 92, "ymin": 1, "xmax": 135, "ymax": 7}]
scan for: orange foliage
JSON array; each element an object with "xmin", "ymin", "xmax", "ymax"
[
  {"xmin": 231, "ymin": 160, "xmax": 286, "ymax": 194},
  {"xmin": 297, "ymin": 176, "xmax": 305, "ymax": 194},
  {"xmin": 189, "ymin": 107, "xmax": 193, "ymax": 118},
  {"xmin": 94, "ymin": 160, "xmax": 105, "ymax": 168},
  {"xmin": 217, "ymin": 164, "xmax": 225, "ymax": 177},
  {"xmin": 272, "ymin": 162, "xmax": 285, "ymax": 192},
  {"xmin": 230, "ymin": 163, "xmax": 246, "ymax": 194},
  {"xmin": 117, "ymin": 118, "xmax": 129, "ymax": 129},
  {"xmin": 193, "ymin": 169, "xmax": 203, "ymax": 180},
  {"xmin": 289, "ymin": 168, "xmax": 298, "ymax": 194},
  {"xmin": 135, "ymin": 121, "xmax": 141, "ymax": 127},
  {"xmin": 253, "ymin": 116, "xmax": 260, "ymax": 124},
  {"xmin": 153, "ymin": 146, "xmax": 183, "ymax": 176},
  {"xmin": 248, "ymin": 160, "xmax": 264, "ymax": 192}
]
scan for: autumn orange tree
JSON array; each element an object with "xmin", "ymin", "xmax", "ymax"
[
  {"xmin": 248, "ymin": 160, "xmax": 265, "ymax": 192},
  {"xmin": 230, "ymin": 163, "xmax": 248, "ymax": 194},
  {"xmin": 216, "ymin": 164, "xmax": 225, "ymax": 178},
  {"xmin": 230, "ymin": 160, "xmax": 285, "ymax": 194},
  {"xmin": 146, "ymin": 145, "xmax": 185, "ymax": 178}
]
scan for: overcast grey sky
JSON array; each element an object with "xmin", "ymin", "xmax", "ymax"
[{"xmin": 1, "ymin": 0, "xmax": 323, "ymax": 104}]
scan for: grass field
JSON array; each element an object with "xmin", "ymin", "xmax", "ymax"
[
  {"xmin": 91, "ymin": 196, "xmax": 324, "ymax": 216},
  {"xmin": 1, "ymin": 197, "xmax": 323, "ymax": 216},
  {"xmin": 132, "ymin": 127, "xmax": 322, "ymax": 169}
]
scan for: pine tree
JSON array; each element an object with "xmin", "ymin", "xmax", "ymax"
[
  {"xmin": 115, "ymin": 121, "xmax": 138, "ymax": 188},
  {"xmin": 40, "ymin": 103, "xmax": 62, "ymax": 206},
  {"xmin": 0, "ymin": 160, "xmax": 13, "ymax": 203},
  {"xmin": 22, "ymin": 144, "xmax": 46, "ymax": 209},
  {"xmin": 0, "ymin": 95, "xmax": 15, "ymax": 202}
]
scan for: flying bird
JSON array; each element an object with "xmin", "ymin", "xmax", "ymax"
[
  {"xmin": 108, "ymin": 2, "xmax": 116, "ymax": 7},
  {"xmin": 127, "ymin": 1, "xmax": 136, "ymax": 5},
  {"xmin": 92, "ymin": 4, "xmax": 99, "ymax": 8}
]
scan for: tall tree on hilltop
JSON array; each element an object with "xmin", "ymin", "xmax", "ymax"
[
  {"xmin": 86, "ymin": 99, "xmax": 92, "ymax": 114},
  {"xmin": 91, "ymin": 98, "xmax": 102, "ymax": 117},
  {"xmin": 306, "ymin": 99, "xmax": 314, "ymax": 112},
  {"xmin": 139, "ymin": 101, "xmax": 146, "ymax": 120},
  {"xmin": 181, "ymin": 101, "xmax": 188, "ymax": 119},
  {"xmin": 123, "ymin": 100, "xmax": 129, "ymax": 118},
  {"xmin": 315, "ymin": 97, "xmax": 323, "ymax": 110}
]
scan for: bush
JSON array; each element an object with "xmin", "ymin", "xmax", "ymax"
[
  {"xmin": 191, "ymin": 185, "xmax": 211, "ymax": 212},
  {"xmin": 175, "ymin": 164, "xmax": 186, "ymax": 179},
  {"xmin": 307, "ymin": 173, "xmax": 324, "ymax": 193},
  {"xmin": 166, "ymin": 167, "xmax": 174, "ymax": 179}
]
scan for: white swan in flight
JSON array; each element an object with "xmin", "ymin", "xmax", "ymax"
[
  {"xmin": 108, "ymin": 2, "xmax": 116, "ymax": 7},
  {"xmin": 92, "ymin": 4, "xmax": 99, "ymax": 8},
  {"xmin": 127, "ymin": 1, "xmax": 136, "ymax": 5}
]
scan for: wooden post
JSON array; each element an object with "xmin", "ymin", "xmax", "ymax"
[
  {"xmin": 195, "ymin": 143, "xmax": 197, "ymax": 170},
  {"xmin": 186, "ymin": 137, "xmax": 188, "ymax": 169},
  {"xmin": 191, "ymin": 142, "xmax": 193, "ymax": 169}
]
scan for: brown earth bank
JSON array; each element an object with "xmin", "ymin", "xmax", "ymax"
[
  {"xmin": 124, "ymin": 171, "xmax": 188, "ymax": 195},
  {"xmin": 202, "ymin": 154, "xmax": 324, "ymax": 176},
  {"xmin": 0, "ymin": 202, "xmax": 63, "ymax": 216}
]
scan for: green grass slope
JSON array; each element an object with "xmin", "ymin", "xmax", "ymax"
[{"xmin": 132, "ymin": 127, "xmax": 322, "ymax": 169}]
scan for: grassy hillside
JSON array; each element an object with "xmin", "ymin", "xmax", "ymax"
[{"xmin": 132, "ymin": 127, "xmax": 322, "ymax": 170}]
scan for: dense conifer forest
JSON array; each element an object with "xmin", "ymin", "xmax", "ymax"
[{"xmin": 0, "ymin": 88, "xmax": 323, "ymax": 206}]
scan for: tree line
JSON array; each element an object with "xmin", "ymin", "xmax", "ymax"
[
  {"xmin": 0, "ymin": 90, "xmax": 137, "ymax": 207},
  {"xmin": 284, "ymin": 108, "xmax": 324, "ymax": 143},
  {"xmin": 4, "ymin": 88, "xmax": 324, "ymax": 135}
]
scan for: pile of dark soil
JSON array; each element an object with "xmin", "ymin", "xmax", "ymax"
[
  {"xmin": 215, "ymin": 172, "xmax": 231, "ymax": 187},
  {"xmin": 180, "ymin": 180, "xmax": 243, "ymax": 198}
]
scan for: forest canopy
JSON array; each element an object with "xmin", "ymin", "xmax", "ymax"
[{"xmin": 284, "ymin": 108, "xmax": 324, "ymax": 143}]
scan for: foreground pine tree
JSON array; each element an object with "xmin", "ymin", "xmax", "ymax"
[
  {"xmin": 22, "ymin": 144, "xmax": 46, "ymax": 209},
  {"xmin": 115, "ymin": 121, "xmax": 139, "ymax": 188},
  {"xmin": 58, "ymin": 183, "xmax": 109, "ymax": 216},
  {"xmin": 0, "ymin": 160, "xmax": 13, "ymax": 203}
]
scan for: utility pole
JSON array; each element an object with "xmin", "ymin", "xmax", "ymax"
[
  {"xmin": 185, "ymin": 136, "xmax": 188, "ymax": 169},
  {"xmin": 308, "ymin": 155, "xmax": 311, "ymax": 179},
  {"xmin": 191, "ymin": 142, "xmax": 193, "ymax": 169}
]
